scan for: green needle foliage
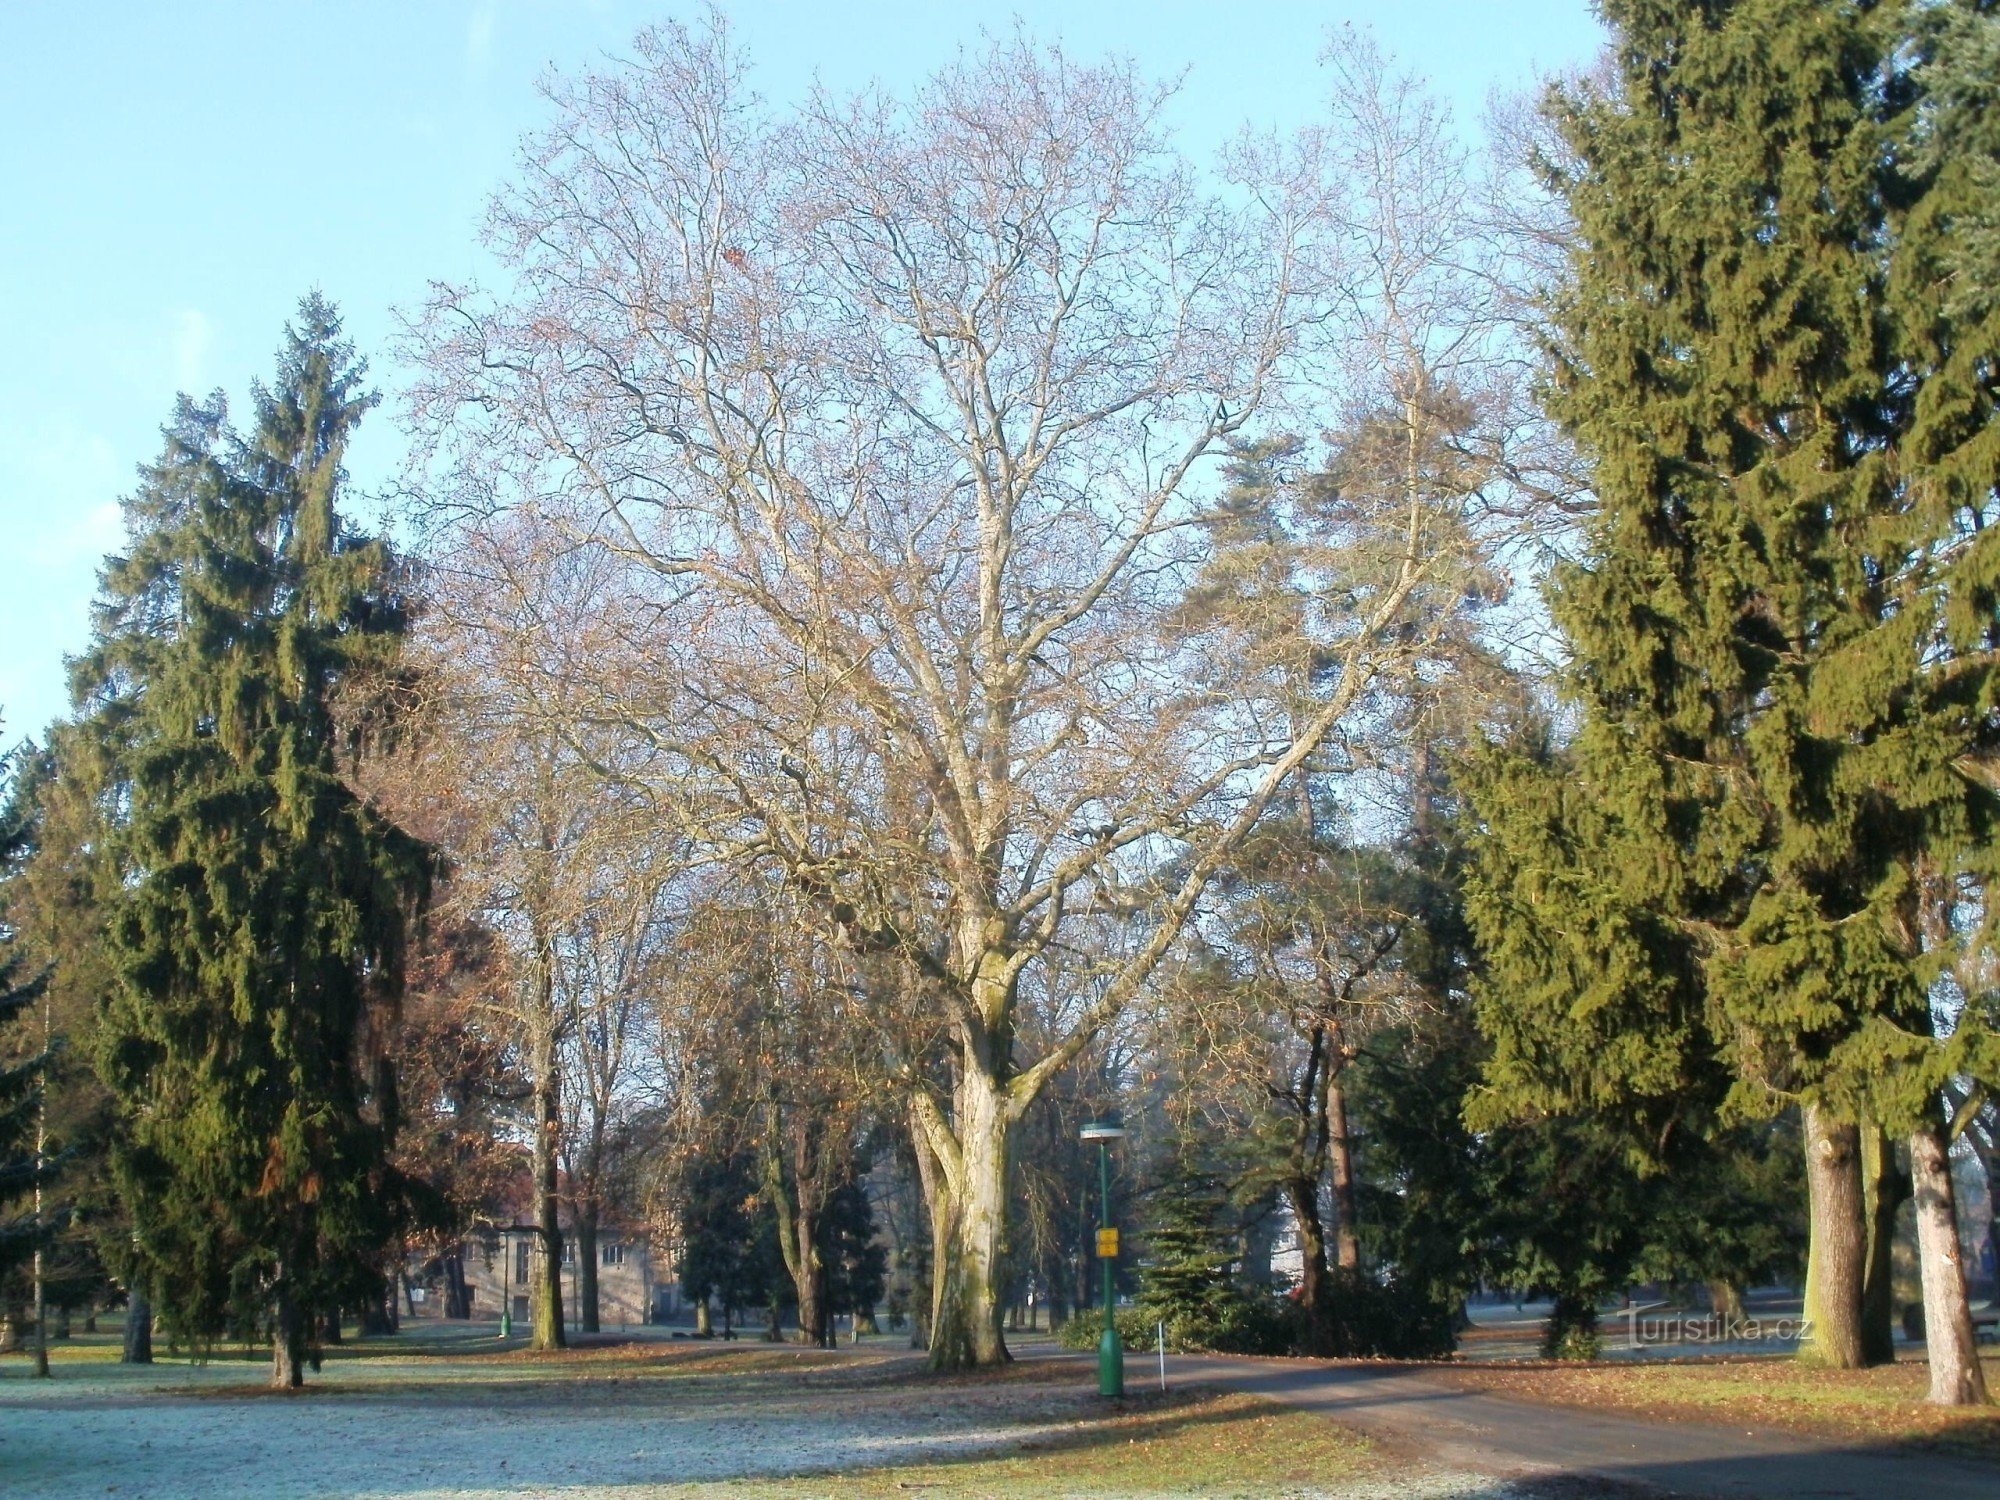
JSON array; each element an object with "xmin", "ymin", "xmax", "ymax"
[
  {"xmin": 1466, "ymin": 0, "xmax": 2000, "ymax": 1151},
  {"xmin": 1461, "ymin": 0, "xmax": 2000, "ymax": 1368},
  {"xmin": 0, "ymin": 914, "xmax": 52, "ymax": 1288},
  {"xmin": 78, "ymin": 297, "xmax": 431, "ymax": 1385},
  {"xmin": 1136, "ymin": 1148, "xmax": 1255, "ymax": 1350}
]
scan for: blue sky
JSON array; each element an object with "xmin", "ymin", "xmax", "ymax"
[{"xmin": 0, "ymin": 1, "xmax": 1605, "ymax": 750}]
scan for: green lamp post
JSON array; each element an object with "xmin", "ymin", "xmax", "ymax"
[{"xmin": 1080, "ymin": 1120, "xmax": 1126, "ymax": 1396}]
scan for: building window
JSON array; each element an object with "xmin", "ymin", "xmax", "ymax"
[
  {"xmin": 563, "ymin": 1238, "xmax": 574, "ymax": 1265},
  {"xmin": 602, "ymin": 1241, "xmax": 626, "ymax": 1267},
  {"xmin": 514, "ymin": 1240, "xmax": 529, "ymax": 1285}
]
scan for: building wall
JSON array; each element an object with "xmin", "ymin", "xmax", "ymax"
[{"xmin": 451, "ymin": 1229, "xmax": 660, "ymax": 1329}]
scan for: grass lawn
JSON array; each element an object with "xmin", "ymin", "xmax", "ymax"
[
  {"xmin": 1437, "ymin": 1353, "xmax": 2000, "ymax": 1462},
  {"xmin": 0, "ymin": 1329, "xmax": 1399, "ymax": 1499},
  {"xmin": 682, "ymin": 1390, "xmax": 1379, "ymax": 1499}
]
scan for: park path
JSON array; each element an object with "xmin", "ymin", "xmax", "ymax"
[{"xmin": 1166, "ymin": 1350, "xmax": 2000, "ymax": 1498}]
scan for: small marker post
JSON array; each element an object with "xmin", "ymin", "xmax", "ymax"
[{"xmin": 1157, "ymin": 1321, "xmax": 1166, "ymax": 1391}]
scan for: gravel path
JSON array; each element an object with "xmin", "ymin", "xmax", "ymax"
[{"xmin": 1170, "ymin": 1351, "xmax": 2000, "ymax": 1499}]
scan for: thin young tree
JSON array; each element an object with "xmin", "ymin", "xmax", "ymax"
[
  {"xmin": 558, "ymin": 864, "xmax": 672, "ymax": 1333},
  {"xmin": 361, "ymin": 506, "xmax": 676, "ymax": 1350}
]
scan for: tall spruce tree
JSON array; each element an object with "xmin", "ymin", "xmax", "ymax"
[
  {"xmin": 1462, "ymin": 0, "xmax": 2000, "ymax": 1387},
  {"xmin": 1879, "ymin": 0, "xmax": 2000, "ymax": 1405},
  {"xmin": 82, "ymin": 298, "xmax": 431, "ymax": 1388},
  {"xmin": 0, "ymin": 738, "xmax": 54, "ymax": 1309}
]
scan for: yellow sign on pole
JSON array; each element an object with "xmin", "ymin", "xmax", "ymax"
[{"xmin": 1096, "ymin": 1227, "xmax": 1119, "ymax": 1258}]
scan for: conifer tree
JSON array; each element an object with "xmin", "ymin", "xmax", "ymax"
[
  {"xmin": 1460, "ymin": 0, "xmax": 2000, "ymax": 1382},
  {"xmin": 0, "ymin": 925, "xmax": 51, "ymax": 1300},
  {"xmin": 0, "ymin": 737, "xmax": 128, "ymax": 1367},
  {"xmin": 1136, "ymin": 1149, "xmax": 1253, "ymax": 1352},
  {"xmin": 82, "ymin": 298, "xmax": 431, "ymax": 1388}
]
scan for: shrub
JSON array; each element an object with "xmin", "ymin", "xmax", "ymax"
[
  {"xmin": 1057, "ymin": 1306, "xmax": 1158, "ymax": 1350},
  {"xmin": 1304, "ymin": 1269, "xmax": 1458, "ymax": 1359}
]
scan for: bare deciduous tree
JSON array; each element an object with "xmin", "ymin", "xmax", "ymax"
[
  {"xmin": 355, "ymin": 511, "xmax": 670, "ymax": 1350},
  {"xmin": 406, "ymin": 17, "xmax": 1544, "ymax": 1366}
]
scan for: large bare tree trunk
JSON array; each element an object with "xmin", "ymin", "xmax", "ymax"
[
  {"xmin": 1911, "ymin": 1122, "xmax": 1989, "ymax": 1406},
  {"xmin": 909, "ymin": 1105, "xmax": 945, "ymax": 1352},
  {"xmin": 1800, "ymin": 1104, "xmax": 1867, "ymax": 1369},
  {"xmin": 781, "ymin": 1205, "xmax": 827, "ymax": 1349},
  {"xmin": 922, "ymin": 1063, "xmax": 1012, "ymax": 1370},
  {"xmin": 1860, "ymin": 1126, "xmax": 1907, "ymax": 1367}
]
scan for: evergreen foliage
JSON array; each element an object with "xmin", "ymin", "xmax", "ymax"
[
  {"xmin": 0, "ymin": 928, "xmax": 51, "ymax": 1287},
  {"xmin": 0, "ymin": 739, "xmax": 52, "ymax": 1287},
  {"xmin": 822, "ymin": 1174, "xmax": 888, "ymax": 1325},
  {"xmin": 1457, "ymin": 0, "xmax": 2000, "ymax": 1371},
  {"xmin": 675, "ymin": 1146, "xmax": 783, "ymax": 1330},
  {"xmin": 78, "ymin": 298, "xmax": 431, "ymax": 1383},
  {"xmin": 0, "ymin": 737, "xmax": 121, "ymax": 1325},
  {"xmin": 1135, "ymin": 1149, "xmax": 1265, "ymax": 1351}
]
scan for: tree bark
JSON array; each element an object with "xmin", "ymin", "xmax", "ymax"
[
  {"xmin": 272, "ymin": 1283, "xmax": 305, "ymax": 1390},
  {"xmin": 922, "ymin": 1063, "xmax": 1012, "ymax": 1370},
  {"xmin": 577, "ymin": 1202, "xmax": 601, "ymax": 1335},
  {"xmin": 793, "ymin": 1237, "xmax": 826, "ymax": 1348},
  {"xmin": 30, "ymin": 1241, "xmax": 47, "ymax": 1378},
  {"xmin": 1283, "ymin": 1174, "xmax": 1331, "ymax": 1350},
  {"xmin": 122, "ymin": 1293, "xmax": 153, "ymax": 1364},
  {"xmin": 443, "ymin": 1251, "xmax": 470, "ymax": 1320},
  {"xmin": 910, "ymin": 1097, "xmax": 949, "ymax": 1353},
  {"xmin": 1800, "ymin": 1104, "xmax": 1867, "ymax": 1369},
  {"xmin": 1707, "ymin": 1280, "xmax": 1745, "ymax": 1326},
  {"xmin": 529, "ymin": 948, "xmax": 567, "ymax": 1352},
  {"xmin": 1542, "ymin": 1288, "xmax": 1600, "ymax": 1359},
  {"xmin": 1911, "ymin": 1122, "xmax": 1989, "ymax": 1406},
  {"xmin": 765, "ymin": 1110, "xmax": 828, "ymax": 1348},
  {"xmin": 1327, "ymin": 1070, "xmax": 1360, "ymax": 1272},
  {"xmin": 1860, "ymin": 1126, "xmax": 1908, "ymax": 1367}
]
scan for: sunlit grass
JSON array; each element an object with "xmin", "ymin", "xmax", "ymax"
[
  {"xmin": 1442, "ymin": 1354, "xmax": 2000, "ymax": 1460},
  {"xmin": 664, "ymin": 1392, "xmax": 1376, "ymax": 1499},
  {"xmin": 4, "ymin": 1330, "xmax": 1386, "ymax": 1499}
]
